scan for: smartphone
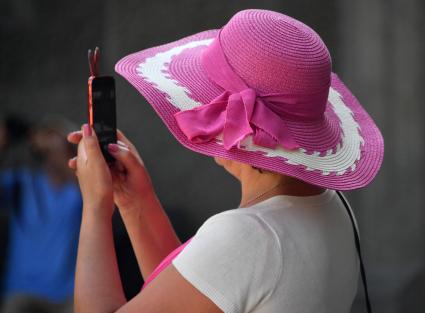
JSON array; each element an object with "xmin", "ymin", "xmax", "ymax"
[{"xmin": 88, "ymin": 76, "xmax": 117, "ymax": 164}]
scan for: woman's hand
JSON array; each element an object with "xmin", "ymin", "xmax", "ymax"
[
  {"xmin": 68, "ymin": 128, "xmax": 155, "ymax": 217},
  {"xmin": 108, "ymin": 130, "xmax": 156, "ymax": 216},
  {"xmin": 72, "ymin": 124, "xmax": 114, "ymax": 219}
]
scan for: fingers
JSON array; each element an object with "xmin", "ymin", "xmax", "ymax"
[
  {"xmin": 107, "ymin": 142, "xmax": 142, "ymax": 172},
  {"xmin": 67, "ymin": 131, "xmax": 82, "ymax": 144},
  {"xmin": 116, "ymin": 129, "xmax": 137, "ymax": 151},
  {"xmin": 116, "ymin": 129, "xmax": 144, "ymax": 164},
  {"xmin": 69, "ymin": 127, "xmax": 137, "ymax": 172},
  {"xmin": 67, "ymin": 130, "xmax": 82, "ymax": 170},
  {"xmin": 117, "ymin": 140, "xmax": 127, "ymax": 149},
  {"xmin": 116, "ymin": 129, "xmax": 130, "ymax": 144},
  {"xmin": 81, "ymin": 124, "xmax": 103, "ymax": 160},
  {"xmin": 111, "ymin": 165, "xmax": 126, "ymax": 184},
  {"xmin": 68, "ymin": 156, "xmax": 77, "ymax": 170},
  {"xmin": 67, "ymin": 131, "xmax": 82, "ymax": 170},
  {"xmin": 113, "ymin": 159, "xmax": 125, "ymax": 173},
  {"xmin": 68, "ymin": 125, "xmax": 103, "ymax": 171},
  {"xmin": 70, "ymin": 129, "xmax": 131, "ymax": 147}
]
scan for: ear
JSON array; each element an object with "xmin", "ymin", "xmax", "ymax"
[
  {"xmin": 213, "ymin": 156, "xmax": 225, "ymax": 166},
  {"xmin": 215, "ymin": 157, "xmax": 244, "ymax": 181}
]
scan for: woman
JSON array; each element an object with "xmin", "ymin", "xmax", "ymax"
[{"xmin": 68, "ymin": 9, "xmax": 383, "ymax": 313}]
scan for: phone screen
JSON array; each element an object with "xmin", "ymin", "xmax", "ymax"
[{"xmin": 89, "ymin": 76, "xmax": 117, "ymax": 163}]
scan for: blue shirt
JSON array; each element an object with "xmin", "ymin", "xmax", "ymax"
[{"xmin": 0, "ymin": 168, "xmax": 82, "ymax": 302}]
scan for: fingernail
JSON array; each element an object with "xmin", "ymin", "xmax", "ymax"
[
  {"xmin": 83, "ymin": 124, "xmax": 92, "ymax": 137},
  {"xmin": 117, "ymin": 140, "xmax": 129, "ymax": 148},
  {"xmin": 108, "ymin": 143, "xmax": 119, "ymax": 153}
]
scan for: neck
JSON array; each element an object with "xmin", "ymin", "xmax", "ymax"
[{"xmin": 238, "ymin": 171, "xmax": 326, "ymax": 208}]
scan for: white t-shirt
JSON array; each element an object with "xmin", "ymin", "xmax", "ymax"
[{"xmin": 172, "ymin": 189, "xmax": 359, "ymax": 313}]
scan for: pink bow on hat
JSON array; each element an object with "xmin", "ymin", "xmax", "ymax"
[{"xmin": 174, "ymin": 30, "xmax": 330, "ymax": 151}]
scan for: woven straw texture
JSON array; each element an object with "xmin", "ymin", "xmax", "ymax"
[{"xmin": 115, "ymin": 9, "xmax": 384, "ymax": 190}]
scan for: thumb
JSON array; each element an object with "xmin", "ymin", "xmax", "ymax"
[
  {"xmin": 81, "ymin": 124, "xmax": 103, "ymax": 160},
  {"xmin": 107, "ymin": 142, "xmax": 141, "ymax": 171}
]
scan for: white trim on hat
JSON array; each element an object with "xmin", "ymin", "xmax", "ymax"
[{"xmin": 137, "ymin": 39, "xmax": 364, "ymax": 176}]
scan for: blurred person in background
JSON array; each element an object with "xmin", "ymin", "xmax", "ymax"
[
  {"xmin": 0, "ymin": 114, "xmax": 33, "ymax": 168},
  {"xmin": 0, "ymin": 115, "xmax": 82, "ymax": 313},
  {"xmin": 0, "ymin": 114, "xmax": 33, "ymax": 296}
]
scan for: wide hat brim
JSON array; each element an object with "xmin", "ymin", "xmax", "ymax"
[{"xmin": 115, "ymin": 29, "xmax": 384, "ymax": 190}]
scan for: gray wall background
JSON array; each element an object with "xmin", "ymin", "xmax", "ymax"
[{"xmin": 1, "ymin": 0, "xmax": 424, "ymax": 312}]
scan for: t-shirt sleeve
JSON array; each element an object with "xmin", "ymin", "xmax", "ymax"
[{"xmin": 172, "ymin": 211, "xmax": 283, "ymax": 313}]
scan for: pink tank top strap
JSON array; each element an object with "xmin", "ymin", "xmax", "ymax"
[{"xmin": 142, "ymin": 237, "xmax": 193, "ymax": 289}]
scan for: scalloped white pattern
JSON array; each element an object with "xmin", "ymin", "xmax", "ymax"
[{"xmin": 137, "ymin": 39, "xmax": 364, "ymax": 176}]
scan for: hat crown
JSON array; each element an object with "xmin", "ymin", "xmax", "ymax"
[{"xmin": 220, "ymin": 9, "xmax": 332, "ymax": 95}]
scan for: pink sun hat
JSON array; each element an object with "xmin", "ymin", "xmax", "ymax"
[{"xmin": 115, "ymin": 9, "xmax": 384, "ymax": 190}]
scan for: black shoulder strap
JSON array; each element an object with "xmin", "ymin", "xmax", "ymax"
[{"xmin": 336, "ymin": 191, "xmax": 372, "ymax": 313}]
